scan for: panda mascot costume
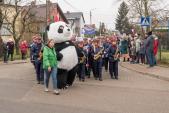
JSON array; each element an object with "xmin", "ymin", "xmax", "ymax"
[{"xmin": 47, "ymin": 21, "xmax": 83, "ymax": 89}]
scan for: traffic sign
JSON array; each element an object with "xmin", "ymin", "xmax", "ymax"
[{"xmin": 141, "ymin": 16, "xmax": 151, "ymax": 26}]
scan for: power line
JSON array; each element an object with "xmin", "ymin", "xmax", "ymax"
[{"xmin": 62, "ymin": 0, "xmax": 81, "ymax": 12}]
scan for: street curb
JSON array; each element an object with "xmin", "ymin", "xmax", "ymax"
[
  {"xmin": 119, "ymin": 63, "xmax": 169, "ymax": 82},
  {"xmin": 0, "ymin": 61, "xmax": 28, "ymax": 65}
]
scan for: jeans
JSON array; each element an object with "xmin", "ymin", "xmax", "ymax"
[
  {"xmin": 140, "ymin": 54, "xmax": 145, "ymax": 64},
  {"xmin": 44, "ymin": 67, "xmax": 58, "ymax": 90},
  {"xmin": 77, "ymin": 63, "xmax": 85, "ymax": 80},
  {"xmin": 147, "ymin": 50, "xmax": 155, "ymax": 67},
  {"xmin": 35, "ymin": 60, "xmax": 44, "ymax": 82},
  {"xmin": 136, "ymin": 51, "xmax": 140, "ymax": 63},
  {"xmin": 7, "ymin": 53, "xmax": 13, "ymax": 61},
  {"xmin": 3, "ymin": 53, "xmax": 8, "ymax": 63}
]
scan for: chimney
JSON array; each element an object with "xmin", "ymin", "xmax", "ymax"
[
  {"xmin": 31, "ymin": 0, "xmax": 36, "ymax": 6},
  {"xmin": 0, "ymin": 0, "xmax": 4, "ymax": 4},
  {"xmin": 47, "ymin": 0, "xmax": 51, "ymax": 5},
  {"xmin": 67, "ymin": 11, "xmax": 70, "ymax": 14}
]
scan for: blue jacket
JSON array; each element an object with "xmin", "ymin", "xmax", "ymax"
[
  {"xmin": 31, "ymin": 43, "xmax": 43, "ymax": 61},
  {"xmin": 145, "ymin": 35, "xmax": 154, "ymax": 52},
  {"xmin": 91, "ymin": 47, "xmax": 103, "ymax": 62},
  {"xmin": 103, "ymin": 42, "xmax": 110, "ymax": 58},
  {"xmin": 108, "ymin": 45, "xmax": 119, "ymax": 62}
]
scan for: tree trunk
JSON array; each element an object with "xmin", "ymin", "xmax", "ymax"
[
  {"xmin": 0, "ymin": 37, "xmax": 3, "ymax": 57},
  {"xmin": 144, "ymin": 0, "xmax": 150, "ymax": 32},
  {"xmin": 15, "ymin": 40, "xmax": 20, "ymax": 55}
]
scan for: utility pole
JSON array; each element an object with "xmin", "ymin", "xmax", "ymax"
[
  {"xmin": 99, "ymin": 22, "xmax": 102, "ymax": 36},
  {"xmin": 45, "ymin": 0, "xmax": 48, "ymax": 43},
  {"xmin": 90, "ymin": 11, "xmax": 92, "ymax": 25},
  {"xmin": 143, "ymin": 0, "xmax": 150, "ymax": 32}
]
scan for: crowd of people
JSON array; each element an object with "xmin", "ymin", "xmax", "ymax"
[
  {"xmin": 27, "ymin": 30, "xmax": 159, "ymax": 95},
  {"xmin": 1, "ymin": 30, "xmax": 159, "ymax": 95},
  {"xmin": 2, "ymin": 39, "xmax": 29, "ymax": 63},
  {"xmin": 120, "ymin": 31, "xmax": 159, "ymax": 67},
  {"xmin": 29, "ymin": 34, "xmax": 120, "ymax": 95}
]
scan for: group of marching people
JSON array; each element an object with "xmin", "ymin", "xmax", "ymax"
[
  {"xmin": 29, "ymin": 34, "xmax": 120, "ymax": 95},
  {"xmin": 28, "ymin": 31, "xmax": 159, "ymax": 95},
  {"xmin": 74, "ymin": 36, "xmax": 120, "ymax": 81}
]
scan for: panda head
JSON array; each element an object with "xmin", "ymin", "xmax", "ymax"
[{"xmin": 47, "ymin": 21, "xmax": 72, "ymax": 43}]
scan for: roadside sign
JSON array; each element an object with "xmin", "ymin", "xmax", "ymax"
[{"xmin": 141, "ymin": 16, "xmax": 151, "ymax": 26}]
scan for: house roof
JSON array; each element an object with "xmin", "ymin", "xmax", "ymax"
[
  {"xmin": 24, "ymin": 3, "xmax": 68, "ymax": 23},
  {"xmin": 64, "ymin": 12, "xmax": 85, "ymax": 23}
]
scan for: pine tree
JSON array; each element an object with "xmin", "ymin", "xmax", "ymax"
[{"xmin": 115, "ymin": 1, "xmax": 131, "ymax": 34}]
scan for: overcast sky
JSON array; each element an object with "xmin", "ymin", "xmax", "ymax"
[{"xmin": 32, "ymin": 0, "xmax": 121, "ymax": 30}]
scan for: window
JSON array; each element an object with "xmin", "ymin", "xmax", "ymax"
[
  {"xmin": 0, "ymin": 24, "xmax": 12, "ymax": 36},
  {"xmin": 0, "ymin": 0, "xmax": 3, "ymax": 4}
]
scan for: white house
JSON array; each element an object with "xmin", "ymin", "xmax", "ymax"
[{"xmin": 64, "ymin": 12, "xmax": 85, "ymax": 37}]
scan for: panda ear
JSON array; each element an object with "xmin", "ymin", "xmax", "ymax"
[{"xmin": 46, "ymin": 25, "xmax": 50, "ymax": 31}]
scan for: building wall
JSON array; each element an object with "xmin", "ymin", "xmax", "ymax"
[{"xmin": 0, "ymin": 5, "xmax": 22, "ymax": 42}]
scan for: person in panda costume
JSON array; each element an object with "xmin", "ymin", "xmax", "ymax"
[{"xmin": 47, "ymin": 21, "xmax": 84, "ymax": 89}]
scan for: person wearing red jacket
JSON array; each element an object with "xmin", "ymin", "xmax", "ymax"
[
  {"xmin": 19, "ymin": 40, "xmax": 28, "ymax": 60},
  {"xmin": 153, "ymin": 36, "xmax": 159, "ymax": 65}
]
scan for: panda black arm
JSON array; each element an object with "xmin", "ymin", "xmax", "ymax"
[{"xmin": 56, "ymin": 52, "xmax": 63, "ymax": 61}]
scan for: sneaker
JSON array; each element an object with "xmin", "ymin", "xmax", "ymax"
[
  {"xmin": 99, "ymin": 78, "xmax": 103, "ymax": 81},
  {"xmin": 65, "ymin": 85, "xmax": 69, "ymax": 89},
  {"xmin": 37, "ymin": 81, "xmax": 40, "ymax": 84},
  {"xmin": 54, "ymin": 90, "xmax": 60, "ymax": 95},
  {"xmin": 45, "ymin": 88, "xmax": 49, "ymax": 92}
]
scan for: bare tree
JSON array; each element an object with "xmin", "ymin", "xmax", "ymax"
[
  {"xmin": 114, "ymin": 0, "xmax": 169, "ymax": 35},
  {"xmin": 2, "ymin": 0, "xmax": 33, "ymax": 54}
]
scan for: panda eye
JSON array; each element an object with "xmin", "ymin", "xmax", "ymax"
[{"xmin": 59, "ymin": 25, "xmax": 64, "ymax": 29}]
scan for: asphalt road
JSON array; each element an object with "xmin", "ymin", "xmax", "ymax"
[{"xmin": 0, "ymin": 62, "xmax": 169, "ymax": 113}]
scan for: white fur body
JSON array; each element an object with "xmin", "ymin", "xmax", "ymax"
[{"xmin": 57, "ymin": 46, "xmax": 78, "ymax": 71}]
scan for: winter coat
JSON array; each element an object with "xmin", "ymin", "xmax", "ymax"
[
  {"xmin": 20, "ymin": 42, "xmax": 28, "ymax": 54},
  {"xmin": 120, "ymin": 39, "xmax": 128, "ymax": 54},
  {"xmin": 108, "ymin": 45, "xmax": 119, "ymax": 62},
  {"xmin": 139, "ymin": 39, "xmax": 146, "ymax": 54},
  {"xmin": 7, "ymin": 41, "xmax": 14, "ymax": 54},
  {"xmin": 153, "ymin": 38, "xmax": 159, "ymax": 56},
  {"xmin": 135, "ymin": 38, "xmax": 141, "ymax": 52},
  {"xmin": 43, "ymin": 46, "xmax": 57, "ymax": 70},
  {"xmin": 145, "ymin": 35, "xmax": 154, "ymax": 53}
]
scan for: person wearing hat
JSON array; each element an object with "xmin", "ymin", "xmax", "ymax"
[
  {"xmin": 43, "ymin": 39, "xmax": 59, "ymax": 95},
  {"xmin": 76, "ymin": 39, "xmax": 86, "ymax": 82},
  {"xmin": 91, "ymin": 39, "xmax": 103, "ymax": 81},
  {"xmin": 31, "ymin": 35, "xmax": 44, "ymax": 84},
  {"xmin": 145, "ymin": 31, "xmax": 155, "ymax": 67},
  {"xmin": 6, "ymin": 38, "xmax": 14, "ymax": 61},
  {"xmin": 108, "ymin": 39, "xmax": 120, "ymax": 79},
  {"xmin": 84, "ymin": 38, "xmax": 94, "ymax": 78},
  {"xmin": 103, "ymin": 37, "xmax": 111, "ymax": 72},
  {"xmin": 2, "ymin": 41, "xmax": 8, "ymax": 63}
]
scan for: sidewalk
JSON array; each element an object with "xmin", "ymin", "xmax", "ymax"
[
  {"xmin": 120, "ymin": 62, "xmax": 169, "ymax": 82},
  {"xmin": 0, "ymin": 59, "xmax": 28, "ymax": 65}
]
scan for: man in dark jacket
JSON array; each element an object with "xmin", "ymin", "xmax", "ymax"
[
  {"xmin": 2, "ymin": 42, "xmax": 8, "ymax": 63},
  {"xmin": 145, "ymin": 31, "xmax": 155, "ymax": 67},
  {"xmin": 31, "ymin": 36, "xmax": 44, "ymax": 84},
  {"xmin": 6, "ymin": 39, "xmax": 14, "ymax": 61}
]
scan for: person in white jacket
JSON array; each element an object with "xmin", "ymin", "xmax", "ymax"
[{"xmin": 135, "ymin": 34, "xmax": 141, "ymax": 63}]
